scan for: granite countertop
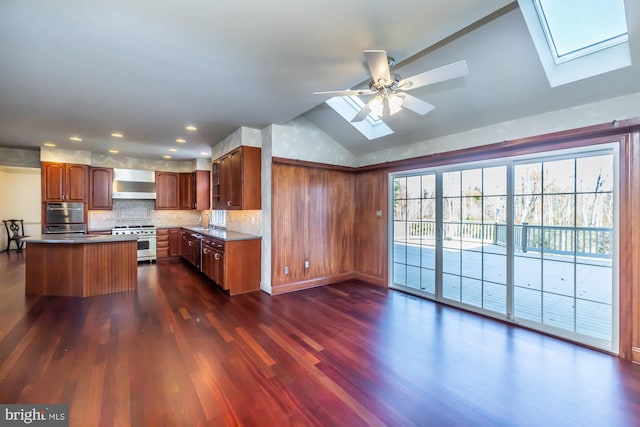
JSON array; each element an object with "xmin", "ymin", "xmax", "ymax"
[
  {"xmin": 181, "ymin": 225, "xmax": 261, "ymax": 241},
  {"xmin": 23, "ymin": 233, "xmax": 138, "ymax": 244}
]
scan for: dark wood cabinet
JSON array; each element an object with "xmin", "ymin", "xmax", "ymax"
[
  {"xmin": 179, "ymin": 230, "xmax": 201, "ymax": 268},
  {"xmin": 215, "ymin": 146, "xmax": 261, "ymax": 210},
  {"xmin": 157, "ymin": 228, "xmax": 182, "ymax": 260},
  {"xmin": 201, "ymin": 239, "xmax": 225, "ymax": 289},
  {"xmin": 201, "ymin": 234, "xmax": 260, "ymax": 295},
  {"xmin": 42, "ymin": 162, "xmax": 89, "ymax": 202},
  {"xmin": 212, "ymin": 161, "xmax": 221, "ymax": 210},
  {"xmin": 157, "ymin": 171, "xmax": 210, "ymax": 210},
  {"xmin": 89, "ymin": 167, "xmax": 113, "ymax": 210},
  {"xmin": 179, "ymin": 228, "xmax": 260, "ymax": 295},
  {"xmin": 168, "ymin": 229, "xmax": 181, "ymax": 256},
  {"xmin": 155, "ymin": 172, "xmax": 179, "ymax": 209},
  {"xmin": 194, "ymin": 170, "xmax": 211, "ymax": 210},
  {"xmin": 179, "ymin": 172, "xmax": 194, "ymax": 209}
]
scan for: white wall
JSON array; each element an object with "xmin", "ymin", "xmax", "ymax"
[
  {"xmin": 211, "ymin": 127, "xmax": 262, "ymax": 160},
  {"xmin": 260, "ymin": 126, "xmax": 273, "ymax": 294},
  {"xmin": 271, "ymin": 116, "xmax": 357, "ymax": 166},
  {"xmin": 357, "ymin": 91, "xmax": 640, "ymax": 166},
  {"xmin": 0, "ymin": 166, "xmax": 41, "ymax": 250}
]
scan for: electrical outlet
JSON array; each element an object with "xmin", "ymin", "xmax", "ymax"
[
  {"xmin": 376, "ymin": 210, "xmax": 383, "ymax": 217},
  {"xmin": 284, "ymin": 266, "xmax": 289, "ymax": 275},
  {"xmin": 304, "ymin": 260, "xmax": 309, "ymax": 269}
]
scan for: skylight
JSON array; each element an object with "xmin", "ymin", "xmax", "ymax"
[
  {"xmin": 534, "ymin": 0, "xmax": 628, "ymax": 64},
  {"xmin": 518, "ymin": 0, "xmax": 631, "ymax": 87},
  {"xmin": 325, "ymin": 96, "xmax": 394, "ymax": 140}
]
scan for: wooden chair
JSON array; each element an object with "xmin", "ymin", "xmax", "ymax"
[{"xmin": 3, "ymin": 219, "xmax": 29, "ymax": 252}]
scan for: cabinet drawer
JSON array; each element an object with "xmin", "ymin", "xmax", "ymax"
[{"xmin": 202, "ymin": 237, "xmax": 225, "ymax": 251}]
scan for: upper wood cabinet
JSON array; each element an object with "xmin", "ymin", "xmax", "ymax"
[
  {"xmin": 89, "ymin": 167, "xmax": 113, "ymax": 210},
  {"xmin": 215, "ymin": 146, "xmax": 261, "ymax": 210},
  {"xmin": 193, "ymin": 170, "xmax": 211, "ymax": 210},
  {"xmin": 41, "ymin": 162, "xmax": 89, "ymax": 202},
  {"xmin": 155, "ymin": 171, "xmax": 179, "ymax": 209},
  {"xmin": 179, "ymin": 172, "xmax": 194, "ymax": 209},
  {"xmin": 156, "ymin": 170, "xmax": 210, "ymax": 210}
]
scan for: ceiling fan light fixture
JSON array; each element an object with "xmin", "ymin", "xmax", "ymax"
[
  {"xmin": 388, "ymin": 93, "xmax": 403, "ymax": 115},
  {"xmin": 369, "ymin": 95, "xmax": 385, "ymax": 117},
  {"xmin": 370, "ymin": 92, "xmax": 404, "ymax": 118}
]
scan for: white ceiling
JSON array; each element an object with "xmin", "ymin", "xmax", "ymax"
[{"xmin": 0, "ymin": 0, "xmax": 638, "ymax": 160}]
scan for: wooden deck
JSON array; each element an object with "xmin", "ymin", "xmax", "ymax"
[
  {"xmin": 394, "ymin": 241, "xmax": 613, "ymax": 344},
  {"xmin": 1, "ymin": 251, "xmax": 639, "ymax": 426}
]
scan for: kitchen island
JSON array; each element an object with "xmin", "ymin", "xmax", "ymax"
[{"xmin": 22, "ymin": 233, "xmax": 138, "ymax": 297}]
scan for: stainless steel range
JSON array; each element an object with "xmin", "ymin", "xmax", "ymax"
[{"xmin": 112, "ymin": 225, "xmax": 157, "ymax": 262}]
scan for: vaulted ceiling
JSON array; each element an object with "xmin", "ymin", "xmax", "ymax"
[{"xmin": 0, "ymin": 0, "xmax": 638, "ymax": 160}]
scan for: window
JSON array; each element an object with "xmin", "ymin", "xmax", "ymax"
[
  {"xmin": 534, "ymin": 0, "xmax": 628, "ymax": 63},
  {"xmin": 390, "ymin": 146, "xmax": 618, "ymax": 352},
  {"xmin": 325, "ymin": 96, "xmax": 394, "ymax": 140},
  {"xmin": 518, "ymin": 0, "xmax": 631, "ymax": 87}
]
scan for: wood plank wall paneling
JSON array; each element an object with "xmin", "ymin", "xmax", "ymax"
[
  {"xmin": 628, "ymin": 130, "xmax": 640, "ymax": 363},
  {"xmin": 271, "ymin": 163, "xmax": 355, "ymax": 293},
  {"xmin": 354, "ymin": 170, "xmax": 388, "ymax": 286}
]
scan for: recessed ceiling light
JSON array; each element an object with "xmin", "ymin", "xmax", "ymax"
[
  {"xmin": 109, "ymin": 149, "xmax": 119, "ymax": 154},
  {"xmin": 163, "ymin": 155, "xmax": 172, "ymax": 159},
  {"xmin": 176, "ymin": 138, "xmax": 186, "ymax": 143},
  {"xmin": 44, "ymin": 142, "xmax": 56, "ymax": 147},
  {"xmin": 111, "ymin": 132, "xmax": 123, "ymax": 138},
  {"xmin": 200, "ymin": 152, "xmax": 208, "ymax": 156},
  {"xmin": 69, "ymin": 136, "xmax": 82, "ymax": 142},
  {"xmin": 168, "ymin": 148, "xmax": 177, "ymax": 152},
  {"xmin": 185, "ymin": 125, "xmax": 197, "ymax": 131}
]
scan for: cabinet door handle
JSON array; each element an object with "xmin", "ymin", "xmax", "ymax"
[
  {"xmin": 188, "ymin": 241, "xmax": 193, "ymax": 247},
  {"xmin": 203, "ymin": 248, "xmax": 210, "ymax": 255},
  {"xmin": 227, "ymin": 200, "xmax": 231, "ymax": 207},
  {"xmin": 214, "ymin": 253, "xmax": 220, "ymax": 260}
]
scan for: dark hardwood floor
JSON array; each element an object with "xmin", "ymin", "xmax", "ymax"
[{"xmin": 1, "ymin": 251, "xmax": 639, "ymax": 426}]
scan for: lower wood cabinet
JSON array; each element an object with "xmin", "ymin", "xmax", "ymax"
[
  {"xmin": 179, "ymin": 229, "xmax": 261, "ymax": 295},
  {"xmin": 201, "ymin": 239, "xmax": 225, "ymax": 289},
  {"xmin": 179, "ymin": 230, "xmax": 201, "ymax": 268},
  {"xmin": 157, "ymin": 228, "xmax": 182, "ymax": 260}
]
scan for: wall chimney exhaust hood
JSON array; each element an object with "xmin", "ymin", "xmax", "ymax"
[{"xmin": 112, "ymin": 168, "xmax": 156, "ymax": 199}]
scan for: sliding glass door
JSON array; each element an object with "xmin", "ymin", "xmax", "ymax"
[{"xmin": 390, "ymin": 147, "xmax": 617, "ymax": 351}]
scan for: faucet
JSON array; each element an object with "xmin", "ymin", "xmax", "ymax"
[{"xmin": 198, "ymin": 213, "xmax": 210, "ymax": 228}]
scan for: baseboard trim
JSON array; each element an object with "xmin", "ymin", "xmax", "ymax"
[
  {"xmin": 353, "ymin": 272, "xmax": 387, "ymax": 287},
  {"xmin": 632, "ymin": 347, "xmax": 640, "ymax": 364},
  {"xmin": 271, "ymin": 273, "xmax": 357, "ymax": 295}
]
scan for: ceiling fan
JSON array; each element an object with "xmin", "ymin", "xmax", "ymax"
[{"xmin": 314, "ymin": 50, "xmax": 468, "ymax": 123}]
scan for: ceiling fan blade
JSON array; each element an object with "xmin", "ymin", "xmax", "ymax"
[
  {"xmin": 351, "ymin": 103, "xmax": 372, "ymax": 123},
  {"xmin": 398, "ymin": 60, "xmax": 468, "ymax": 90},
  {"xmin": 313, "ymin": 89, "xmax": 376, "ymax": 97},
  {"xmin": 401, "ymin": 93, "xmax": 435, "ymax": 115},
  {"xmin": 364, "ymin": 50, "xmax": 392, "ymax": 85}
]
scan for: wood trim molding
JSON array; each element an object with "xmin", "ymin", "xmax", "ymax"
[
  {"xmin": 633, "ymin": 347, "xmax": 640, "ymax": 364},
  {"xmin": 271, "ymin": 273, "xmax": 357, "ymax": 295},
  {"xmin": 272, "ymin": 156, "xmax": 358, "ymax": 172},
  {"xmin": 359, "ymin": 118, "xmax": 640, "ymax": 172},
  {"xmin": 353, "ymin": 272, "xmax": 387, "ymax": 287}
]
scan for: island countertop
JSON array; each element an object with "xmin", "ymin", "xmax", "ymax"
[
  {"xmin": 23, "ymin": 233, "xmax": 138, "ymax": 244},
  {"xmin": 180, "ymin": 226, "xmax": 261, "ymax": 241}
]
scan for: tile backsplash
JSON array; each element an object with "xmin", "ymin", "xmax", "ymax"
[
  {"xmin": 88, "ymin": 200, "xmax": 262, "ymax": 236},
  {"xmin": 88, "ymin": 200, "xmax": 201, "ymax": 230},
  {"xmin": 226, "ymin": 210, "xmax": 262, "ymax": 236}
]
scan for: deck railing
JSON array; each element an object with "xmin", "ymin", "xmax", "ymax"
[{"xmin": 397, "ymin": 221, "xmax": 612, "ymax": 258}]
